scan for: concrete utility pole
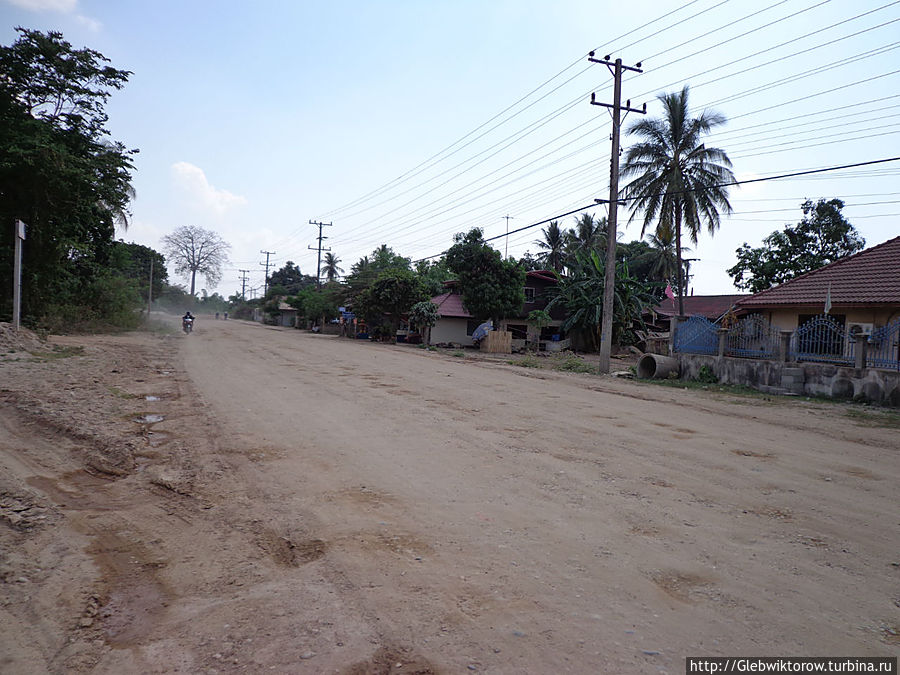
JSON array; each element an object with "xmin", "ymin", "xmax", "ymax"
[
  {"xmin": 502, "ymin": 214, "xmax": 515, "ymax": 258},
  {"xmin": 12, "ymin": 219, "xmax": 26, "ymax": 332},
  {"xmin": 238, "ymin": 269, "xmax": 250, "ymax": 300},
  {"xmin": 308, "ymin": 220, "xmax": 332, "ymax": 289},
  {"xmin": 259, "ymin": 251, "xmax": 275, "ymax": 298},
  {"xmin": 147, "ymin": 257, "xmax": 154, "ymax": 318},
  {"xmin": 589, "ymin": 53, "xmax": 645, "ymax": 374}
]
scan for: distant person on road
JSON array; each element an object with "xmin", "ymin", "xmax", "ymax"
[
  {"xmin": 223, "ymin": 312, "xmax": 228, "ymax": 320},
  {"xmin": 215, "ymin": 312, "xmax": 219, "ymax": 320}
]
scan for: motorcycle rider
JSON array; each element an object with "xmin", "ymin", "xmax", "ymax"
[{"xmin": 182, "ymin": 311, "xmax": 195, "ymax": 332}]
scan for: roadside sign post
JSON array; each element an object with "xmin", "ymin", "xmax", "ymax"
[{"xmin": 12, "ymin": 219, "xmax": 26, "ymax": 332}]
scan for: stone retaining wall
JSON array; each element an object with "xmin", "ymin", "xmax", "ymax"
[{"xmin": 676, "ymin": 354, "xmax": 900, "ymax": 407}]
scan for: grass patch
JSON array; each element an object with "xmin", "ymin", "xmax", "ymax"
[
  {"xmin": 845, "ymin": 408, "xmax": 900, "ymax": 429},
  {"xmin": 107, "ymin": 386, "xmax": 137, "ymax": 399},
  {"xmin": 451, "ymin": 350, "xmax": 465, "ymax": 358},
  {"xmin": 552, "ymin": 355, "xmax": 595, "ymax": 373},
  {"xmin": 28, "ymin": 345, "xmax": 85, "ymax": 361},
  {"xmin": 511, "ymin": 355, "xmax": 544, "ymax": 368}
]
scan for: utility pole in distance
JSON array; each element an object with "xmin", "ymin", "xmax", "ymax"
[
  {"xmin": 502, "ymin": 214, "xmax": 515, "ymax": 258},
  {"xmin": 259, "ymin": 251, "xmax": 275, "ymax": 298},
  {"xmin": 238, "ymin": 269, "xmax": 250, "ymax": 300},
  {"xmin": 308, "ymin": 220, "xmax": 332, "ymax": 289},
  {"xmin": 589, "ymin": 53, "xmax": 645, "ymax": 374}
]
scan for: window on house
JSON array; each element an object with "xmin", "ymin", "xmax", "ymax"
[
  {"xmin": 466, "ymin": 319, "xmax": 480, "ymax": 336},
  {"xmin": 524, "ymin": 287, "xmax": 535, "ymax": 303}
]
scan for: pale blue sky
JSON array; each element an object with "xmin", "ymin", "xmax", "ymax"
[{"xmin": 3, "ymin": 0, "xmax": 899, "ymax": 298}]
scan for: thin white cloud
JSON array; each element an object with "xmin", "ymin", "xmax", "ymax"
[
  {"xmin": 4, "ymin": 0, "xmax": 77, "ymax": 10},
  {"xmin": 75, "ymin": 14, "xmax": 101, "ymax": 31},
  {"xmin": 171, "ymin": 162, "xmax": 248, "ymax": 216}
]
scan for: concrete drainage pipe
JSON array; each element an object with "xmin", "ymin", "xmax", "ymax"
[{"xmin": 636, "ymin": 353, "xmax": 679, "ymax": 379}]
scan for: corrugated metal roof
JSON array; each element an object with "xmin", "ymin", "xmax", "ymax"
[{"xmin": 737, "ymin": 235, "xmax": 900, "ymax": 307}]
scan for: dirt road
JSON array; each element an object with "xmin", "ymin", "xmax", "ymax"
[{"xmin": 1, "ymin": 317, "xmax": 897, "ymax": 673}]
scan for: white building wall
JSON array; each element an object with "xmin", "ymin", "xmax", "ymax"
[{"xmin": 431, "ymin": 317, "xmax": 473, "ymax": 346}]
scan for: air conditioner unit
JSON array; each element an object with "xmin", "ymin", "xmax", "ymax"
[{"xmin": 848, "ymin": 322, "xmax": 874, "ymax": 337}]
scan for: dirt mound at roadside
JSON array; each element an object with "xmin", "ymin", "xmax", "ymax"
[{"xmin": 0, "ymin": 321, "xmax": 51, "ymax": 354}]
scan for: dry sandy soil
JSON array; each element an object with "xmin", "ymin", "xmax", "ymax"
[{"xmin": 0, "ymin": 316, "xmax": 897, "ymax": 674}]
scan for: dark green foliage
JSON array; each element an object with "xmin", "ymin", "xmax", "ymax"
[
  {"xmin": 445, "ymin": 228, "xmax": 525, "ymax": 325},
  {"xmin": 268, "ymin": 261, "xmax": 316, "ymax": 295},
  {"xmin": 533, "ymin": 220, "xmax": 567, "ymax": 272},
  {"xmin": 547, "ymin": 250, "xmax": 655, "ymax": 351},
  {"xmin": 727, "ymin": 199, "xmax": 865, "ymax": 293},
  {"xmin": 409, "ymin": 300, "xmax": 439, "ymax": 345},
  {"xmin": 322, "ymin": 252, "xmax": 343, "ymax": 282},
  {"xmin": 345, "ymin": 245, "xmax": 411, "ymax": 296},
  {"xmin": 414, "ymin": 258, "xmax": 454, "ymax": 297},
  {"xmin": 111, "ymin": 241, "xmax": 167, "ymax": 304},
  {"xmin": 289, "ymin": 285, "xmax": 341, "ymax": 326},
  {"xmin": 695, "ymin": 365, "xmax": 718, "ymax": 384},
  {"xmin": 353, "ymin": 268, "xmax": 427, "ymax": 336},
  {"xmin": 0, "ymin": 28, "xmax": 138, "ymax": 325}
]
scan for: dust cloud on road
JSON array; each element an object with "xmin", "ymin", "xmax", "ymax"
[{"xmin": 1, "ymin": 317, "xmax": 897, "ymax": 673}]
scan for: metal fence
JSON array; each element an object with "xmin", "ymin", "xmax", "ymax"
[
  {"xmin": 868, "ymin": 319, "xmax": 900, "ymax": 371},
  {"xmin": 790, "ymin": 315, "xmax": 853, "ymax": 365},
  {"xmin": 673, "ymin": 314, "xmax": 900, "ymax": 371},
  {"xmin": 673, "ymin": 315, "xmax": 718, "ymax": 355},
  {"xmin": 725, "ymin": 314, "xmax": 780, "ymax": 359}
]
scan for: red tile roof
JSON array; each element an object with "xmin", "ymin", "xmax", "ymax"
[
  {"xmin": 736, "ymin": 235, "xmax": 900, "ymax": 308},
  {"xmin": 653, "ymin": 294, "xmax": 748, "ymax": 320},
  {"xmin": 431, "ymin": 291, "xmax": 472, "ymax": 318}
]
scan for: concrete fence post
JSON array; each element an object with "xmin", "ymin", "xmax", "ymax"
[
  {"xmin": 854, "ymin": 334, "xmax": 868, "ymax": 370},
  {"xmin": 669, "ymin": 316, "xmax": 682, "ymax": 356},
  {"xmin": 779, "ymin": 330, "xmax": 793, "ymax": 363},
  {"xmin": 717, "ymin": 328, "xmax": 728, "ymax": 358}
]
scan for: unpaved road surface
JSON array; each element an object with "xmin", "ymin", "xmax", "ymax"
[{"xmin": 1, "ymin": 317, "xmax": 898, "ymax": 673}]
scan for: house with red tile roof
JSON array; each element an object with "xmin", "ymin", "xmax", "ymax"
[
  {"xmin": 428, "ymin": 271, "xmax": 565, "ymax": 347},
  {"xmin": 734, "ymin": 235, "xmax": 900, "ymax": 334},
  {"xmin": 651, "ymin": 294, "xmax": 748, "ymax": 323}
]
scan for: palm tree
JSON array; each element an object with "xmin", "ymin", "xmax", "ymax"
[
  {"xmin": 645, "ymin": 222, "xmax": 690, "ymax": 288},
  {"xmin": 565, "ymin": 212, "xmax": 608, "ymax": 265},
  {"xmin": 322, "ymin": 252, "xmax": 344, "ymax": 282},
  {"xmin": 620, "ymin": 85, "xmax": 734, "ymax": 316},
  {"xmin": 533, "ymin": 220, "xmax": 567, "ymax": 272}
]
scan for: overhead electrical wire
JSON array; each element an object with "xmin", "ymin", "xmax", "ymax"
[{"xmin": 288, "ymin": 3, "xmax": 900, "ymax": 268}]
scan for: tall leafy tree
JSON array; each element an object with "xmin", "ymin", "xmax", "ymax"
[
  {"xmin": 268, "ymin": 261, "xmax": 316, "ymax": 295},
  {"xmin": 445, "ymin": 228, "xmax": 525, "ymax": 327},
  {"xmin": 354, "ymin": 268, "xmax": 427, "ymax": 338},
  {"xmin": 727, "ymin": 199, "xmax": 865, "ymax": 293},
  {"xmin": 162, "ymin": 225, "xmax": 231, "ymax": 296},
  {"xmin": 533, "ymin": 220, "xmax": 567, "ymax": 272},
  {"xmin": 111, "ymin": 241, "xmax": 168, "ymax": 305},
  {"xmin": 414, "ymin": 258, "xmax": 454, "ymax": 297},
  {"xmin": 620, "ymin": 85, "xmax": 734, "ymax": 316},
  {"xmin": 0, "ymin": 28, "xmax": 137, "ymax": 323}
]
